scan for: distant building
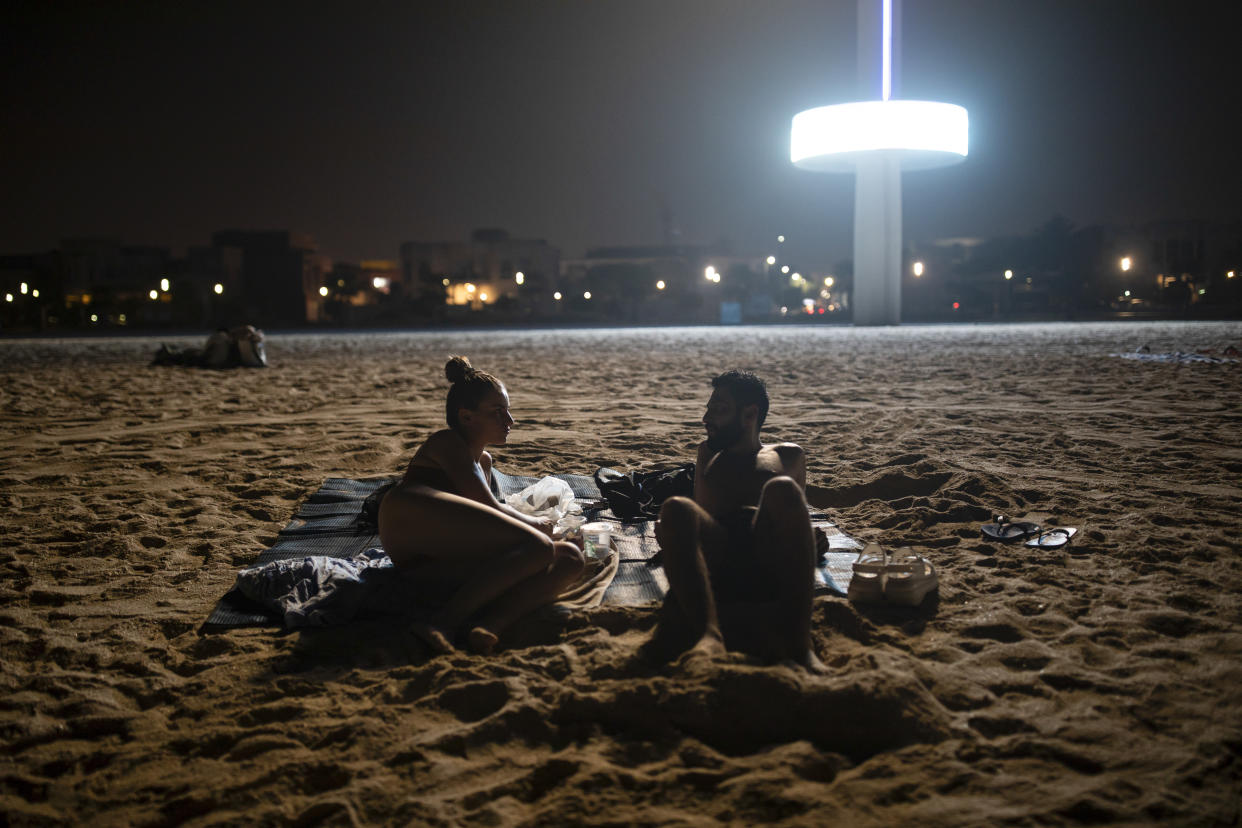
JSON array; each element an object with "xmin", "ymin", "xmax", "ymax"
[
  {"xmin": 210, "ymin": 230, "xmax": 327, "ymax": 324},
  {"xmin": 399, "ymin": 228, "xmax": 560, "ymax": 312},
  {"xmin": 561, "ymin": 244, "xmax": 768, "ymax": 322}
]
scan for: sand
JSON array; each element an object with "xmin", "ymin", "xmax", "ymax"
[{"xmin": 2, "ymin": 320, "xmax": 1241, "ymax": 826}]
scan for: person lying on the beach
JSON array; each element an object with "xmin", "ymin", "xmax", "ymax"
[
  {"xmin": 378, "ymin": 355, "xmax": 584, "ymax": 654},
  {"xmin": 650, "ymin": 370, "xmax": 824, "ymax": 672}
]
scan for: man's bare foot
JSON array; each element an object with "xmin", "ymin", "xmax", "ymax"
[
  {"xmin": 691, "ymin": 632, "xmax": 728, "ymax": 659},
  {"xmin": 411, "ymin": 622, "xmax": 455, "ymax": 654},
  {"xmin": 785, "ymin": 649, "xmax": 829, "ymax": 675},
  {"xmin": 467, "ymin": 626, "xmax": 499, "ymax": 655},
  {"xmin": 670, "ymin": 632, "xmax": 726, "ymax": 675}
]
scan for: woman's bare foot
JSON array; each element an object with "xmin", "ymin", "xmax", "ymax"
[
  {"xmin": 467, "ymin": 626, "xmax": 499, "ymax": 655},
  {"xmin": 412, "ymin": 622, "xmax": 455, "ymax": 654}
]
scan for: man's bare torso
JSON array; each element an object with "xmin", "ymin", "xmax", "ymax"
[{"xmin": 694, "ymin": 440, "xmax": 806, "ymax": 519}]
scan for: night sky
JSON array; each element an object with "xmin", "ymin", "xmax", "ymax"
[{"xmin": 2, "ymin": 0, "xmax": 1237, "ymax": 268}]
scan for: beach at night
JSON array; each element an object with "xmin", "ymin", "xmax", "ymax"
[{"xmin": 2, "ymin": 320, "xmax": 1240, "ymax": 825}]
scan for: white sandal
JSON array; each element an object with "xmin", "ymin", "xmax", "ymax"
[
  {"xmin": 847, "ymin": 543, "xmax": 888, "ymax": 603},
  {"xmin": 884, "ymin": 549, "xmax": 938, "ymax": 606}
]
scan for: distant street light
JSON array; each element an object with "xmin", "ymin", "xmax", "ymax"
[
  {"xmin": 781, "ymin": 265, "xmax": 790, "ymax": 274},
  {"xmin": 465, "ymin": 283, "xmax": 476, "ymax": 293},
  {"xmin": 479, "ymin": 292, "xmax": 488, "ymax": 302},
  {"xmin": 4, "ymin": 294, "xmax": 11, "ymax": 303},
  {"xmin": 318, "ymin": 286, "xmax": 328, "ymax": 297},
  {"xmin": 20, "ymin": 282, "xmax": 28, "ymax": 294},
  {"xmin": 766, "ymin": 255, "xmax": 776, "ymax": 265},
  {"xmin": 912, "ymin": 261, "xmax": 924, "ymax": 277},
  {"xmin": 824, "ymin": 276, "xmax": 835, "ymax": 287},
  {"xmin": 515, "ymin": 271, "xmax": 525, "ymax": 285},
  {"xmin": 656, "ymin": 280, "xmax": 666, "ymax": 290},
  {"xmin": 32, "ymin": 289, "xmax": 39, "ymax": 298},
  {"xmin": 1004, "ymin": 269, "xmax": 1013, "ymax": 280},
  {"xmin": 149, "ymin": 290, "xmax": 159, "ymax": 300},
  {"xmin": 1228, "ymin": 271, "xmax": 1236, "ymax": 279},
  {"xmin": 704, "ymin": 265, "xmax": 717, "ymax": 281},
  {"xmin": 583, "ymin": 291, "xmax": 592, "ymax": 300},
  {"xmin": 1120, "ymin": 256, "xmax": 1132, "ymax": 272},
  {"xmin": 213, "ymin": 283, "xmax": 224, "ymax": 295},
  {"xmin": 777, "ymin": 235, "xmax": 785, "ymax": 243},
  {"xmin": 160, "ymin": 278, "xmax": 170, "ymax": 292},
  {"xmin": 554, "ymin": 291, "xmax": 562, "ymax": 301},
  {"xmin": 372, "ymin": 277, "xmax": 389, "ymax": 290}
]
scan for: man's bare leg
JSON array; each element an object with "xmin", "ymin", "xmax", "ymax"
[
  {"xmin": 654, "ymin": 496, "xmax": 727, "ymax": 658},
  {"xmin": 751, "ymin": 476, "xmax": 825, "ymax": 672}
]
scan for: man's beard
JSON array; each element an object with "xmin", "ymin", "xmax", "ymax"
[{"xmin": 704, "ymin": 417, "xmax": 745, "ymax": 452}]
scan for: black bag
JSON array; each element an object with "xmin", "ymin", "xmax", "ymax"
[
  {"xmin": 358, "ymin": 479, "xmax": 400, "ymax": 532},
  {"xmin": 593, "ymin": 463, "xmax": 695, "ymax": 521}
]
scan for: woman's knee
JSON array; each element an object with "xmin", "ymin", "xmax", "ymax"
[
  {"xmin": 518, "ymin": 531, "xmax": 557, "ymax": 568},
  {"xmin": 552, "ymin": 541, "xmax": 585, "ymax": 573}
]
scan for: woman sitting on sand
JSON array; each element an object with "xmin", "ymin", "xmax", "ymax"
[{"xmin": 378, "ymin": 355, "xmax": 584, "ymax": 654}]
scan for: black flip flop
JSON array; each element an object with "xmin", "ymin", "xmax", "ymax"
[
  {"xmin": 1024, "ymin": 527, "xmax": 1078, "ymax": 549},
  {"xmin": 981, "ymin": 517, "xmax": 1041, "ymax": 542}
]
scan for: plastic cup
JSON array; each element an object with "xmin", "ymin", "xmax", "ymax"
[{"xmin": 580, "ymin": 522, "xmax": 612, "ymax": 560}]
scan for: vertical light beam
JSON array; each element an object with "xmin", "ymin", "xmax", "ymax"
[{"xmin": 881, "ymin": 0, "xmax": 892, "ymax": 101}]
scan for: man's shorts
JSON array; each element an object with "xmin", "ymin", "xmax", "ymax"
[{"xmin": 706, "ymin": 507, "xmax": 780, "ymax": 603}]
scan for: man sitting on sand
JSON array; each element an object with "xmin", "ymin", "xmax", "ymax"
[{"xmin": 650, "ymin": 370, "xmax": 823, "ymax": 671}]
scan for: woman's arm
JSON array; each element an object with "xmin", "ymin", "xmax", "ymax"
[{"xmin": 424, "ymin": 435, "xmax": 554, "ymax": 534}]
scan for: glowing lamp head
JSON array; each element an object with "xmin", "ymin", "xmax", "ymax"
[
  {"xmin": 149, "ymin": 290, "xmax": 159, "ymax": 300},
  {"xmin": 583, "ymin": 291, "xmax": 591, "ymax": 300},
  {"xmin": 554, "ymin": 291, "xmax": 562, "ymax": 300},
  {"xmin": 318, "ymin": 286, "xmax": 328, "ymax": 297},
  {"xmin": 766, "ymin": 255, "xmax": 776, "ymax": 265},
  {"xmin": 1120, "ymin": 256, "xmax": 1132, "ymax": 272},
  {"xmin": 912, "ymin": 261, "xmax": 924, "ymax": 277},
  {"xmin": 213, "ymin": 283, "xmax": 224, "ymax": 294},
  {"xmin": 160, "ymin": 278, "xmax": 170, "ymax": 292},
  {"xmin": 1004, "ymin": 270, "xmax": 1013, "ymax": 280},
  {"xmin": 656, "ymin": 280, "xmax": 665, "ymax": 290},
  {"xmin": 515, "ymin": 272, "xmax": 524, "ymax": 285},
  {"xmin": 792, "ymin": 100, "xmax": 969, "ymax": 172},
  {"xmin": 20, "ymin": 283, "xmax": 28, "ymax": 294},
  {"xmin": 372, "ymin": 277, "xmax": 389, "ymax": 290}
]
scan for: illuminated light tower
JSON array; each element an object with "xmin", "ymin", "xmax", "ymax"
[{"xmin": 791, "ymin": 0, "xmax": 968, "ymax": 325}]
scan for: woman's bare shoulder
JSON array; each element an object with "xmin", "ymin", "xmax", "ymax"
[{"xmin": 415, "ymin": 429, "xmax": 469, "ymax": 461}]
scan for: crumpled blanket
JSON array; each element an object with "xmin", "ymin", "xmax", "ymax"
[
  {"xmin": 233, "ymin": 542, "xmax": 619, "ymax": 629},
  {"xmin": 234, "ymin": 548, "xmax": 413, "ymax": 628}
]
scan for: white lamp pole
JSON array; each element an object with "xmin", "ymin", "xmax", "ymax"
[{"xmin": 791, "ymin": 0, "xmax": 968, "ymax": 325}]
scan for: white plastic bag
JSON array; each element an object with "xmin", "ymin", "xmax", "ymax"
[{"xmin": 505, "ymin": 476, "xmax": 576, "ymax": 522}]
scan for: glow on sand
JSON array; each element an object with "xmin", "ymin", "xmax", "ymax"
[{"xmin": 791, "ymin": 0, "xmax": 968, "ymax": 325}]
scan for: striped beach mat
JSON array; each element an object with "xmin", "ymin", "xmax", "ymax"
[{"xmin": 203, "ymin": 471, "xmax": 861, "ymax": 628}]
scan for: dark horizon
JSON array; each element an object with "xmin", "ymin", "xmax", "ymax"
[{"xmin": 3, "ymin": 0, "xmax": 1239, "ymax": 269}]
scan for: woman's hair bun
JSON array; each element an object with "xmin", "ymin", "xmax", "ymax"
[{"xmin": 444, "ymin": 355, "xmax": 474, "ymax": 384}]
